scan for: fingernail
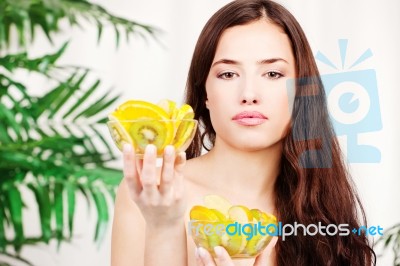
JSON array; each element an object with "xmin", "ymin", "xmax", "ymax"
[
  {"xmin": 194, "ymin": 247, "xmax": 199, "ymax": 259},
  {"xmin": 165, "ymin": 145, "xmax": 174, "ymax": 156},
  {"xmin": 214, "ymin": 246, "xmax": 223, "ymax": 258},
  {"xmin": 146, "ymin": 144, "xmax": 156, "ymax": 155},
  {"xmin": 197, "ymin": 247, "xmax": 206, "ymax": 258},
  {"xmin": 179, "ymin": 151, "xmax": 186, "ymax": 161}
]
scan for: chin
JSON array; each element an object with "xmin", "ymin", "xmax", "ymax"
[{"xmin": 231, "ymin": 138, "xmax": 283, "ymax": 152}]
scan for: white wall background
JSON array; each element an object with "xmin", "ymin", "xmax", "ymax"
[{"xmin": 4, "ymin": 0, "xmax": 399, "ymax": 265}]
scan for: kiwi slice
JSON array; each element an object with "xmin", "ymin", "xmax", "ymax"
[{"xmin": 128, "ymin": 120, "xmax": 173, "ymax": 153}]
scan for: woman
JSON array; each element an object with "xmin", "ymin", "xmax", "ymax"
[{"xmin": 111, "ymin": 1, "xmax": 376, "ymax": 265}]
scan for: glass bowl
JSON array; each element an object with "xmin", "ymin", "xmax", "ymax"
[
  {"xmin": 189, "ymin": 220, "xmax": 275, "ymax": 259},
  {"xmin": 107, "ymin": 119, "xmax": 197, "ymax": 157}
]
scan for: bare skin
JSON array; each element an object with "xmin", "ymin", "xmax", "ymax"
[
  {"xmin": 111, "ymin": 19, "xmax": 295, "ymax": 266},
  {"xmin": 111, "ymin": 142, "xmax": 280, "ymax": 266}
]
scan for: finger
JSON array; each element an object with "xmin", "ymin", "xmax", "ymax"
[
  {"xmin": 140, "ymin": 144, "xmax": 158, "ymax": 198},
  {"xmin": 123, "ymin": 144, "xmax": 141, "ymax": 196},
  {"xmin": 195, "ymin": 248, "xmax": 205, "ymax": 266},
  {"xmin": 254, "ymin": 236, "xmax": 278, "ymax": 266},
  {"xmin": 135, "ymin": 158, "xmax": 143, "ymax": 176},
  {"xmin": 214, "ymin": 246, "xmax": 234, "ymax": 266},
  {"xmin": 159, "ymin": 145, "xmax": 176, "ymax": 195},
  {"xmin": 197, "ymin": 247, "xmax": 217, "ymax": 266}
]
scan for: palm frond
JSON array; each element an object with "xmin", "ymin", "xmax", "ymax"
[
  {"xmin": 0, "ymin": 42, "xmax": 68, "ymax": 75},
  {"xmin": 0, "ymin": 0, "xmax": 159, "ymax": 50},
  {"xmin": 0, "ymin": 0, "xmax": 158, "ymax": 262},
  {"xmin": 0, "ymin": 60, "xmax": 122, "ymax": 255}
]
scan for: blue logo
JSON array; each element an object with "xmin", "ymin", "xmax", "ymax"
[{"xmin": 287, "ymin": 39, "xmax": 382, "ymax": 167}]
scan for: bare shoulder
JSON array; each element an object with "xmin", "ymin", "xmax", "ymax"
[{"xmin": 111, "ymin": 178, "xmax": 145, "ymax": 266}]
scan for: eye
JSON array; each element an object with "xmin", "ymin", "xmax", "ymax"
[
  {"xmin": 217, "ymin": 71, "xmax": 238, "ymax": 80},
  {"xmin": 265, "ymin": 71, "xmax": 283, "ymax": 79}
]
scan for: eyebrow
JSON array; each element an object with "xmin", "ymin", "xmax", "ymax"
[{"xmin": 211, "ymin": 57, "xmax": 288, "ymax": 68}]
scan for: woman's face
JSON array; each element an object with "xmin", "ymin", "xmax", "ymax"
[{"xmin": 205, "ymin": 19, "xmax": 296, "ymax": 151}]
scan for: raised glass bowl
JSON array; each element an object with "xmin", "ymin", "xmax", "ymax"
[
  {"xmin": 189, "ymin": 220, "xmax": 275, "ymax": 259},
  {"xmin": 107, "ymin": 118, "xmax": 197, "ymax": 157}
]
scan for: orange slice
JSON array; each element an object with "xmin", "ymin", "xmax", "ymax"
[{"xmin": 111, "ymin": 100, "xmax": 170, "ymax": 120}]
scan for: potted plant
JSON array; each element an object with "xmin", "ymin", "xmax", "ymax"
[{"xmin": 0, "ymin": 0, "xmax": 157, "ymax": 265}]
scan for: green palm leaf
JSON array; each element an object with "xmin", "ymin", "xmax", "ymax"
[
  {"xmin": 0, "ymin": 0, "xmax": 159, "ymax": 50},
  {"xmin": 0, "ymin": 0, "xmax": 158, "ymax": 263}
]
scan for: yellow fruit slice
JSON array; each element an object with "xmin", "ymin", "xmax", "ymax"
[
  {"xmin": 110, "ymin": 100, "xmax": 174, "ymax": 154},
  {"xmin": 204, "ymin": 195, "xmax": 232, "ymax": 217},
  {"xmin": 263, "ymin": 212, "xmax": 277, "ymax": 224},
  {"xmin": 244, "ymin": 233, "xmax": 273, "ymax": 256},
  {"xmin": 190, "ymin": 220, "xmax": 211, "ymax": 250},
  {"xmin": 245, "ymin": 209, "xmax": 277, "ymax": 255},
  {"xmin": 173, "ymin": 103, "xmax": 194, "ymax": 131},
  {"xmin": 107, "ymin": 115, "xmax": 133, "ymax": 150},
  {"xmin": 190, "ymin": 206, "xmax": 220, "ymax": 222},
  {"xmin": 209, "ymin": 209, "xmax": 228, "ymax": 222},
  {"xmin": 111, "ymin": 100, "xmax": 170, "ymax": 120},
  {"xmin": 228, "ymin": 205, "xmax": 253, "ymax": 223},
  {"xmin": 176, "ymin": 104, "xmax": 194, "ymax": 120},
  {"xmin": 172, "ymin": 119, "xmax": 196, "ymax": 150},
  {"xmin": 157, "ymin": 99, "xmax": 178, "ymax": 119},
  {"xmin": 221, "ymin": 220, "xmax": 248, "ymax": 256},
  {"xmin": 250, "ymin": 209, "xmax": 269, "ymax": 224}
]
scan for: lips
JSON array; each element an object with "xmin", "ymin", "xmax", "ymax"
[{"xmin": 232, "ymin": 111, "xmax": 268, "ymax": 126}]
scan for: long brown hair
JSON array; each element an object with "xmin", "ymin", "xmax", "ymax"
[{"xmin": 184, "ymin": 0, "xmax": 376, "ymax": 265}]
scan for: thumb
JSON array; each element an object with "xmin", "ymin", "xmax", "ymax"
[
  {"xmin": 214, "ymin": 246, "xmax": 234, "ymax": 266},
  {"xmin": 197, "ymin": 247, "xmax": 217, "ymax": 266}
]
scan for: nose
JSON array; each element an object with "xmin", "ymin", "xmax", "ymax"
[
  {"xmin": 241, "ymin": 98, "xmax": 258, "ymax": 104},
  {"xmin": 240, "ymin": 78, "xmax": 260, "ymax": 105}
]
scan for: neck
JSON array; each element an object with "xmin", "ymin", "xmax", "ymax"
[{"xmin": 200, "ymin": 136, "xmax": 282, "ymax": 212}]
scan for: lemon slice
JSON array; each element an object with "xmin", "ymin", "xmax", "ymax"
[
  {"xmin": 176, "ymin": 103, "xmax": 194, "ymax": 120},
  {"xmin": 172, "ymin": 119, "xmax": 196, "ymax": 150},
  {"xmin": 171, "ymin": 103, "xmax": 195, "ymax": 148}
]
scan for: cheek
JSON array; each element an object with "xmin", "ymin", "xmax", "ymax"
[
  {"xmin": 268, "ymin": 87, "xmax": 293, "ymax": 126},
  {"xmin": 206, "ymin": 80, "xmax": 233, "ymax": 109}
]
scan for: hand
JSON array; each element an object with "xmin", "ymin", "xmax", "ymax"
[
  {"xmin": 122, "ymin": 143, "xmax": 187, "ymax": 227},
  {"xmin": 195, "ymin": 237, "xmax": 278, "ymax": 266}
]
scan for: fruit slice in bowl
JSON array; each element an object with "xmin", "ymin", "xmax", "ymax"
[
  {"xmin": 127, "ymin": 119, "xmax": 174, "ymax": 155},
  {"xmin": 189, "ymin": 206, "xmax": 221, "ymax": 251},
  {"xmin": 244, "ymin": 209, "xmax": 277, "ymax": 256},
  {"xmin": 189, "ymin": 195, "xmax": 278, "ymax": 259},
  {"xmin": 107, "ymin": 115, "xmax": 133, "ymax": 151},
  {"xmin": 112, "ymin": 100, "xmax": 170, "ymax": 121},
  {"xmin": 107, "ymin": 99, "xmax": 197, "ymax": 157}
]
